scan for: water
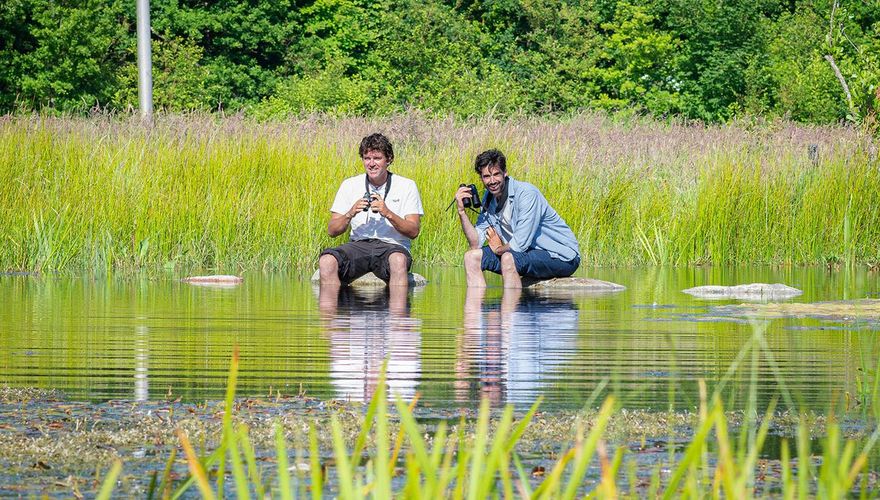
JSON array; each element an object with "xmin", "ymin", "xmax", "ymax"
[{"xmin": 1, "ymin": 266, "xmax": 878, "ymax": 410}]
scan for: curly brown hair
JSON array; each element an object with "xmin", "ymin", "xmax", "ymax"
[
  {"xmin": 474, "ymin": 149, "xmax": 506, "ymax": 174},
  {"xmin": 359, "ymin": 133, "xmax": 394, "ymax": 163}
]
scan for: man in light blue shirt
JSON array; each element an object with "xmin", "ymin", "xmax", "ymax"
[{"xmin": 455, "ymin": 149, "xmax": 580, "ymax": 288}]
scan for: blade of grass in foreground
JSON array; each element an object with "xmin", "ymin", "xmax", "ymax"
[
  {"xmin": 177, "ymin": 428, "xmax": 216, "ymax": 500},
  {"xmin": 560, "ymin": 396, "xmax": 616, "ymax": 500},
  {"xmin": 96, "ymin": 460, "xmax": 123, "ymax": 500},
  {"xmin": 309, "ymin": 423, "xmax": 323, "ymax": 500},
  {"xmin": 274, "ymin": 422, "xmax": 293, "ymax": 500},
  {"xmin": 373, "ymin": 369, "xmax": 390, "ymax": 500},
  {"xmin": 394, "ymin": 395, "xmax": 438, "ymax": 494},
  {"xmin": 330, "ymin": 416, "xmax": 357, "ymax": 500},
  {"xmin": 238, "ymin": 424, "xmax": 263, "ymax": 498},
  {"xmin": 466, "ymin": 397, "xmax": 491, "ymax": 500}
]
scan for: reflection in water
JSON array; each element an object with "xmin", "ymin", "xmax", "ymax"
[
  {"xmin": 0, "ymin": 267, "xmax": 876, "ymax": 408},
  {"xmin": 319, "ymin": 285, "xmax": 421, "ymax": 402},
  {"xmin": 134, "ymin": 324, "xmax": 149, "ymax": 402},
  {"xmin": 457, "ymin": 288, "xmax": 580, "ymax": 405}
]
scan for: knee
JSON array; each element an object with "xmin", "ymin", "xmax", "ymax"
[
  {"xmin": 319, "ymin": 254, "xmax": 337, "ymax": 271},
  {"xmin": 500, "ymin": 252, "xmax": 517, "ymax": 272},
  {"xmin": 464, "ymin": 249, "xmax": 483, "ymax": 267},
  {"xmin": 388, "ymin": 252, "xmax": 408, "ymax": 272}
]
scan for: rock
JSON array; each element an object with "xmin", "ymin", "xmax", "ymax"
[
  {"xmin": 713, "ymin": 299, "xmax": 880, "ymax": 319},
  {"xmin": 522, "ymin": 277, "xmax": 625, "ymax": 293},
  {"xmin": 682, "ymin": 283, "xmax": 802, "ymax": 300},
  {"xmin": 182, "ymin": 275, "xmax": 243, "ymax": 287},
  {"xmin": 310, "ymin": 270, "xmax": 428, "ymax": 288}
]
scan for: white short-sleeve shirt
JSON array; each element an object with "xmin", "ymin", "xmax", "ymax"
[{"xmin": 330, "ymin": 173, "xmax": 424, "ymax": 250}]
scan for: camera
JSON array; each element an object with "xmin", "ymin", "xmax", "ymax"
[
  {"xmin": 362, "ymin": 191, "xmax": 372, "ymax": 212},
  {"xmin": 460, "ymin": 184, "xmax": 482, "ymax": 209}
]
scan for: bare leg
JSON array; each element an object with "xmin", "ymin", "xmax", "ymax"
[
  {"xmin": 457, "ymin": 287, "xmax": 486, "ymax": 402},
  {"xmin": 388, "ymin": 279, "xmax": 407, "ymax": 316},
  {"xmin": 500, "ymin": 286, "xmax": 522, "ymax": 316},
  {"xmin": 464, "ymin": 286, "xmax": 486, "ymax": 319},
  {"xmin": 387, "ymin": 252, "xmax": 410, "ymax": 290},
  {"xmin": 319, "ymin": 254, "xmax": 341, "ymax": 287},
  {"xmin": 464, "ymin": 249, "xmax": 487, "ymax": 288},
  {"xmin": 318, "ymin": 282, "xmax": 340, "ymax": 318},
  {"xmin": 500, "ymin": 252, "xmax": 522, "ymax": 289}
]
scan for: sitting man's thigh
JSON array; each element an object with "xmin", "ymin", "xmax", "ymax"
[
  {"xmin": 371, "ymin": 243, "xmax": 412, "ymax": 282},
  {"xmin": 508, "ymin": 248, "xmax": 578, "ymax": 279},
  {"xmin": 320, "ymin": 241, "xmax": 375, "ymax": 283}
]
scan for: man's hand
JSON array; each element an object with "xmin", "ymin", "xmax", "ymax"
[
  {"xmin": 486, "ymin": 226, "xmax": 505, "ymax": 255},
  {"xmin": 454, "ymin": 185, "xmax": 473, "ymax": 213},
  {"xmin": 346, "ymin": 198, "xmax": 370, "ymax": 219},
  {"xmin": 369, "ymin": 194, "xmax": 390, "ymax": 217}
]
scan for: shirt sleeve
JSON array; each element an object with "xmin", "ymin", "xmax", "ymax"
[
  {"xmin": 400, "ymin": 180, "xmax": 424, "ymax": 216},
  {"xmin": 330, "ymin": 178, "xmax": 356, "ymax": 215},
  {"xmin": 509, "ymin": 189, "xmax": 541, "ymax": 252}
]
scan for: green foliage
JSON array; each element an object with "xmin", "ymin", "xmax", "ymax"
[
  {"xmin": 662, "ymin": 0, "xmax": 770, "ymax": 121},
  {"xmin": 508, "ymin": 1, "xmax": 603, "ymax": 112},
  {"xmin": 114, "ymin": 33, "xmax": 212, "ymax": 112},
  {"xmin": 148, "ymin": 0, "xmax": 298, "ymax": 110},
  {"xmin": 2, "ymin": 0, "xmax": 132, "ymax": 112},
  {"xmin": 1, "ymin": 0, "xmax": 879, "ymax": 121},
  {"xmin": 592, "ymin": 2, "xmax": 683, "ymax": 115}
]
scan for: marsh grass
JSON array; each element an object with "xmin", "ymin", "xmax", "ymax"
[
  {"xmin": 124, "ymin": 339, "xmax": 880, "ymax": 499},
  {"xmin": 1, "ymin": 113, "xmax": 879, "ymax": 272}
]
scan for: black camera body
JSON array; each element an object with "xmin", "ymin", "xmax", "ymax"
[
  {"xmin": 460, "ymin": 184, "xmax": 482, "ymax": 209},
  {"xmin": 362, "ymin": 191, "xmax": 372, "ymax": 211}
]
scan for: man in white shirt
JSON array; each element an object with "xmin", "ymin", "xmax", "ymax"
[{"xmin": 319, "ymin": 133, "xmax": 424, "ymax": 289}]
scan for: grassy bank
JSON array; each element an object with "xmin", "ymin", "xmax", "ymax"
[{"xmin": 1, "ymin": 114, "xmax": 878, "ymax": 272}]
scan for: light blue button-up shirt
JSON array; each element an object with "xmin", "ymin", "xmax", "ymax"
[{"xmin": 476, "ymin": 177, "xmax": 580, "ymax": 261}]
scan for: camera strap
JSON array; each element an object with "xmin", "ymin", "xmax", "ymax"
[{"xmin": 365, "ymin": 172, "xmax": 392, "ymax": 200}]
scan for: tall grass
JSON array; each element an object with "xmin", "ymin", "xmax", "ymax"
[
  {"xmin": 1, "ymin": 113, "xmax": 878, "ymax": 272},
  {"xmin": 110, "ymin": 346, "xmax": 878, "ymax": 498}
]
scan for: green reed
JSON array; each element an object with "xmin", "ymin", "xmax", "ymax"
[
  {"xmin": 103, "ymin": 345, "xmax": 879, "ymax": 499},
  {"xmin": 1, "ymin": 114, "xmax": 879, "ymax": 272}
]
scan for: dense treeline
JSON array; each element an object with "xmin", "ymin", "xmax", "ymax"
[{"xmin": 1, "ymin": 0, "xmax": 877, "ymax": 123}]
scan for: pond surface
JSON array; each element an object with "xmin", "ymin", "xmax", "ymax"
[{"xmin": 1, "ymin": 266, "xmax": 878, "ymax": 411}]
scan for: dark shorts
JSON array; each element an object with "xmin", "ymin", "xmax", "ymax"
[
  {"xmin": 481, "ymin": 246, "xmax": 579, "ymax": 280},
  {"xmin": 321, "ymin": 239, "xmax": 412, "ymax": 283}
]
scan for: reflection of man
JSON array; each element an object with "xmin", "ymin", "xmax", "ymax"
[
  {"xmin": 319, "ymin": 133, "xmax": 423, "ymax": 289},
  {"xmin": 455, "ymin": 149, "xmax": 580, "ymax": 288},
  {"xmin": 319, "ymin": 286, "xmax": 421, "ymax": 402},
  {"xmin": 456, "ymin": 289, "xmax": 579, "ymax": 405}
]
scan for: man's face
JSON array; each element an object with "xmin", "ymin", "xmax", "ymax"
[
  {"xmin": 362, "ymin": 149, "xmax": 390, "ymax": 183},
  {"xmin": 478, "ymin": 165, "xmax": 506, "ymax": 197}
]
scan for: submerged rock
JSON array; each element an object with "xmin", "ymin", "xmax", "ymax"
[
  {"xmin": 714, "ymin": 299, "xmax": 880, "ymax": 320},
  {"xmin": 182, "ymin": 275, "xmax": 243, "ymax": 286},
  {"xmin": 310, "ymin": 270, "xmax": 428, "ymax": 288},
  {"xmin": 683, "ymin": 283, "xmax": 802, "ymax": 300},
  {"xmin": 522, "ymin": 277, "xmax": 625, "ymax": 293}
]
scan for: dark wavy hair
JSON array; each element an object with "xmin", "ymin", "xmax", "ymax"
[
  {"xmin": 474, "ymin": 149, "xmax": 506, "ymax": 174},
  {"xmin": 359, "ymin": 133, "xmax": 394, "ymax": 163}
]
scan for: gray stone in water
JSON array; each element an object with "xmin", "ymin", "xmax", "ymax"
[
  {"xmin": 523, "ymin": 277, "xmax": 625, "ymax": 293},
  {"xmin": 310, "ymin": 270, "xmax": 428, "ymax": 288},
  {"xmin": 182, "ymin": 275, "xmax": 243, "ymax": 288},
  {"xmin": 683, "ymin": 283, "xmax": 802, "ymax": 300},
  {"xmin": 182, "ymin": 274, "xmax": 243, "ymax": 285}
]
